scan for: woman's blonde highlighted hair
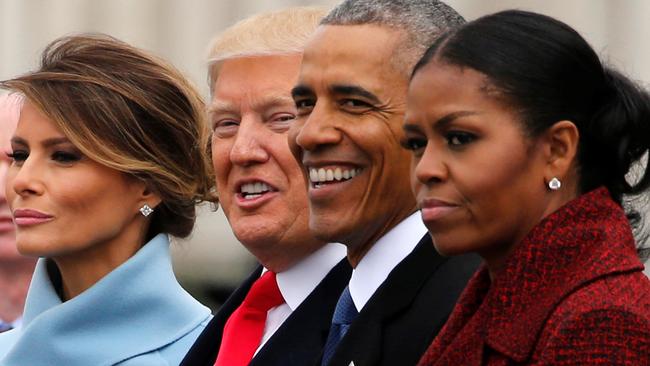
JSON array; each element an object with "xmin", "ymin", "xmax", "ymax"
[{"xmin": 2, "ymin": 34, "xmax": 217, "ymax": 239}]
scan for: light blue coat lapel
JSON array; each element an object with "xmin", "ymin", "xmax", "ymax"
[{"xmin": 0, "ymin": 234, "xmax": 211, "ymax": 366}]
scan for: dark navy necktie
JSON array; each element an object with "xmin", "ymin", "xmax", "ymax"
[{"xmin": 321, "ymin": 286, "xmax": 359, "ymax": 366}]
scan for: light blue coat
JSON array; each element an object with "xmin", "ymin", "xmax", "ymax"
[{"xmin": 0, "ymin": 234, "xmax": 212, "ymax": 366}]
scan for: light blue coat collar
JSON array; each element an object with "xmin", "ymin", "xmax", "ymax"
[{"xmin": 0, "ymin": 234, "xmax": 210, "ymax": 366}]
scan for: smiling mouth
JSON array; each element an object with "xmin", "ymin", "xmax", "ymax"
[
  {"xmin": 238, "ymin": 181, "xmax": 277, "ymax": 200},
  {"xmin": 308, "ymin": 167, "xmax": 363, "ymax": 188}
]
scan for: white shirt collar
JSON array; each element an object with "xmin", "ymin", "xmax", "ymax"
[
  {"xmin": 349, "ymin": 212, "xmax": 428, "ymax": 311},
  {"xmin": 264, "ymin": 242, "xmax": 347, "ymax": 311}
]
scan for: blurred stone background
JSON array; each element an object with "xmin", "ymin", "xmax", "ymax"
[{"xmin": 1, "ymin": 0, "xmax": 649, "ymax": 307}]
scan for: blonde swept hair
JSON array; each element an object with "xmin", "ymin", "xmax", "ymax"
[
  {"xmin": 207, "ymin": 6, "xmax": 327, "ymax": 94},
  {"xmin": 1, "ymin": 34, "xmax": 217, "ymax": 239}
]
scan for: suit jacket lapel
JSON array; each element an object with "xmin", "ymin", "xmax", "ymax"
[
  {"xmin": 252, "ymin": 259, "xmax": 351, "ymax": 365},
  {"xmin": 332, "ymin": 235, "xmax": 447, "ymax": 365},
  {"xmin": 180, "ymin": 265, "xmax": 262, "ymax": 366}
]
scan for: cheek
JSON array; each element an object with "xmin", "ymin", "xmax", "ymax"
[
  {"xmin": 460, "ymin": 145, "xmax": 540, "ymax": 240},
  {"xmin": 211, "ymin": 143, "xmax": 232, "ymax": 190},
  {"xmin": 272, "ymin": 135, "xmax": 304, "ymax": 182},
  {"xmin": 410, "ymin": 159, "xmax": 422, "ymax": 199},
  {"xmin": 5, "ymin": 169, "xmax": 18, "ymax": 206},
  {"xmin": 59, "ymin": 182, "xmax": 115, "ymax": 216},
  {"xmin": 461, "ymin": 138, "xmax": 531, "ymax": 201},
  {"xmin": 267, "ymin": 138, "xmax": 310, "ymax": 215}
]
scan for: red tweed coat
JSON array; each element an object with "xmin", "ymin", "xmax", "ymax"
[{"xmin": 418, "ymin": 188, "xmax": 650, "ymax": 365}]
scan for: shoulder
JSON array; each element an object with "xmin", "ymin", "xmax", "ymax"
[
  {"xmin": 535, "ymin": 272, "xmax": 650, "ymax": 364},
  {"xmin": 117, "ymin": 315, "xmax": 212, "ymax": 366}
]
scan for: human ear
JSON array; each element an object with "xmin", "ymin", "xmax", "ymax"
[
  {"xmin": 140, "ymin": 185, "xmax": 162, "ymax": 210},
  {"xmin": 131, "ymin": 179, "xmax": 162, "ymax": 215},
  {"xmin": 541, "ymin": 120, "xmax": 579, "ymax": 184}
]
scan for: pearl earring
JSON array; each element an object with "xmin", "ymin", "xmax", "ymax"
[
  {"xmin": 140, "ymin": 204, "xmax": 154, "ymax": 217},
  {"xmin": 548, "ymin": 177, "xmax": 561, "ymax": 191}
]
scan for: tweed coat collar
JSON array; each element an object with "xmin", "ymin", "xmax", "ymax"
[
  {"xmin": 424, "ymin": 187, "xmax": 644, "ymax": 364},
  {"xmin": 0, "ymin": 234, "xmax": 211, "ymax": 366}
]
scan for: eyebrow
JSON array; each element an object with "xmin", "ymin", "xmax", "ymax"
[
  {"xmin": 435, "ymin": 111, "xmax": 479, "ymax": 129},
  {"xmin": 404, "ymin": 111, "xmax": 479, "ymax": 132},
  {"xmin": 329, "ymin": 84, "xmax": 381, "ymax": 104},
  {"xmin": 11, "ymin": 136, "xmax": 72, "ymax": 148},
  {"xmin": 208, "ymin": 96, "xmax": 295, "ymax": 115},
  {"xmin": 291, "ymin": 83, "xmax": 382, "ymax": 105},
  {"xmin": 291, "ymin": 85, "xmax": 314, "ymax": 100}
]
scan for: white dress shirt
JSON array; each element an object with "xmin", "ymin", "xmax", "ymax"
[
  {"xmin": 255, "ymin": 242, "xmax": 347, "ymax": 354},
  {"xmin": 348, "ymin": 212, "xmax": 428, "ymax": 311}
]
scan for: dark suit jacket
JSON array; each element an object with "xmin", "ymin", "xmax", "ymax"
[
  {"xmin": 324, "ymin": 234, "xmax": 481, "ymax": 366},
  {"xmin": 180, "ymin": 258, "xmax": 351, "ymax": 366},
  {"xmin": 418, "ymin": 188, "xmax": 650, "ymax": 365}
]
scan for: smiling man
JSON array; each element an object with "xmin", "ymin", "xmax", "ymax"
[
  {"xmin": 289, "ymin": 1, "xmax": 481, "ymax": 365},
  {"xmin": 180, "ymin": 8, "xmax": 350, "ymax": 366}
]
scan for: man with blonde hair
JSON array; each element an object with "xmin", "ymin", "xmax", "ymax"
[{"xmin": 180, "ymin": 8, "xmax": 350, "ymax": 366}]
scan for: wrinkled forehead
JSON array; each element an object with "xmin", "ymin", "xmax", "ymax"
[
  {"xmin": 211, "ymin": 55, "xmax": 303, "ymax": 109},
  {"xmin": 299, "ymin": 24, "xmax": 408, "ymax": 93}
]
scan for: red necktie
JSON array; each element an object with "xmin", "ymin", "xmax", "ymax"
[{"xmin": 214, "ymin": 271, "xmax": 284, "ymax": 366}]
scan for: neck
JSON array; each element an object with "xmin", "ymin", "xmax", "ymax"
[
  {"xmin": 253, "ymin": 237, "xmax": 326, "ymax": 273},
  {"xmin": 346, "ymin": 208, "xmax": 414, "ymax": 268},
  {"xmin": 483, "ymin": 189, "xmax": 579, "ymax": 281},
  {"xmin": 54, "ymin": 225, "xmax": 148, "ymax": 300},
  {"xmin": 0, "ymin": 258, "xmax": 36, "ymax": 322}
]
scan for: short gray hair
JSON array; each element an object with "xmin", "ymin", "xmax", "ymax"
[{"xmin": 322, "ymin": 0, "xmax": 464, "ymax": 74}]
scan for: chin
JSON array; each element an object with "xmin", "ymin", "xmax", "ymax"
[
  {"xmin": 309, "ymin": 215, "xmax": 347, "ymax": 244},
  {"xmin": 431, "ymin": 237, "xmax": 473, "ymax": 257},
  {"xmin": 233, "ymin": 224, "xmax": 282, "ymax": 249},
  {"xmin": 15, "ymin": 234, "xmax": 58, "ymax": 257}
]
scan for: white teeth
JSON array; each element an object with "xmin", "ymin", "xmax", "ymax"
[
  {"xmin": 240, "ymin": 182, "xmax": 271, "ymax": 196},
  {"xmin": 326, "ymin": 169, "xmax": 334, "ymax": 181},
  {"xmin": 308, "ymin": 167, "xmax": 362, "ymax": 184}
]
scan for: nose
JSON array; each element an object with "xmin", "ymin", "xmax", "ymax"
[
  {"xmin": 294, "ymin": 104, "xmax": 342, "ymax": 151},
  {"xmin": 229, "ymin": 117, "xmax": 269, "ymax": 166},
  {"xmin": 11, "ymin": 156, "xmax": 45, "ymax": 198},
  {"xmin": 414, "ymin": 142, "xmax": 448, "ymax": 185}
]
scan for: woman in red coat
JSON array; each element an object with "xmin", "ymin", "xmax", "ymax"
[{"xmin": 402, "ymin": 10, "xmax": 650, "ymax": 365}]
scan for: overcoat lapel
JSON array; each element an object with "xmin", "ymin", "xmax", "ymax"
[
  {"xmin": 327, "ymin": 234, "xmax": 469, "ymax": 366},
  {"xmin": 1, "ymin": 234, "xmax": 211, "ymax": 366},
  {"xmin": 179, "ymin": 265, "xmax": 261, "ymax": 366},
  {"xmin": 252, "ymin": 259, "xmax": 351, "ymax": 365}
]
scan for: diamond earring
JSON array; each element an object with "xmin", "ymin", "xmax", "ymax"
[
  {"xmin": 548, "ymin": 177, "xmax": 561, "ymax": 191},
  {"xmin": 140, "ymin": 204, "xmax": 154, "ymax": 217}
]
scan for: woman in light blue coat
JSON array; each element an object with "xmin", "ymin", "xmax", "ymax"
[{"xmin": 0, "ymin": 34, "xmax": 217, "ymax": 365}]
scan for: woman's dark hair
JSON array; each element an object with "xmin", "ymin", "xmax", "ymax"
[{"xmin": 412, "ymin": 10, "xmax": 650, "ymax": 250}]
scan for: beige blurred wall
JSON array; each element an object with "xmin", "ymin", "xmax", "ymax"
[{"xmin": 1, "ymin": 0, "xmax": 649, "ymax": 283}]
